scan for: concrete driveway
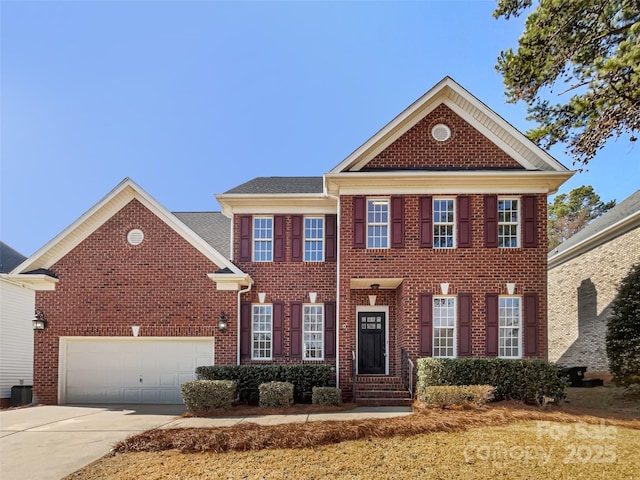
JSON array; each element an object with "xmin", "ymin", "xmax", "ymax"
[{"xmin": 0, "ymin": 404, "xmax": 184, "ymax": 480}]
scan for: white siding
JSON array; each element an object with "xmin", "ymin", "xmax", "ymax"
[{"xmin": 0, "ymin": 278, "xmax": 35, "ymax": 399}]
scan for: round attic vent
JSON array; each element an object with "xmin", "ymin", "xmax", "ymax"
[
  {"xmin": 431, "ymin": 123, "xmax": 451, "ymax": 142},
  {"xmin": 127, "ymin": 229, "xmax": 144, "ymax": 246}
]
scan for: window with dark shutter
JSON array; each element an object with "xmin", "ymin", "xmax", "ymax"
[
  {"xmin": 353, "ymin": 196, "xmax": 366, "ymax": 248},
  {"xmin": 240, "ymin": 301, "xmax": 251, "ymax": 358},
  {"xmin": 290, "ymin": 302, "xmax": 302, "ymax": 358},
  {"xmin": 524, "ymin": 293, "xmax": 539, "ymax": 356},
  {"xmin": 274, "ymin": 216, "xmax": 285, "ymax": 262},
  {"xmin": 457, "ymin": 196, "xmax": 471, "ymax": 248},
  {"xmin": 419, "ymin": 196, "xmax": 433, "ymax": 248},
  {"xmin": 419, "ymin": 293, "xmax": 433, "ymax": 356},
  {"xmin": 484, "ymin": 195, "xmax": 498, "ymax": 248},
  {"xmin": 523, "ymin": 196, "xmax": 537, "ymax": 248},
  {"xmin": 458, "ymin": 293, "xmax": 472, "ymax": 356},
  {"xmin": 324, "ymin": 302, "xmax": 336, "ymax": 358},
  {"xmin": 325, "ymin": 214, "xmax": 337, "ymax": 261},
  {"xmin": 291, "ymin": 215, "xmax": 302, "ymax": 262},
  {"xmin": 238, "ymin": 215, "xmax": 252, "ymax": 261},
  {"xmin": 272, "ymin": 301, "xmax": 284, "ymax": 356},
  {"xmin": 485, "ymin": 293, "xmax": 499, "ymax": 356},
  {"xmin": 391, "ymin": 197, "xmax": 405, "ymax": 248}
]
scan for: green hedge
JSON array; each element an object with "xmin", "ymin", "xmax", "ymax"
[
  {"xmin": 181, "ymin": 380, "xmax": 236, "ymax": 411},
  {"xmin": 312, "ymin": 386, "xmax": 342, "ymax": 406},
  {"xmin": 416, "ymin": 358, "xmax": 567, "ymax": 406},
  {"xmin": 259, "ymin": 381, "xmax": 294, "ymax": 408},
  {"xmin": 196, "ymin": 364, "xmax": 333, "ymax": 404}
]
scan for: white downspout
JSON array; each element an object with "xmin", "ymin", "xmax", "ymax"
[
  {"xmin": 237, "ymin": 282, "xmax": 252, "ymax": 365},
  {"xmin": 324, "ymin": 186, "xmax": 340, "ymax": 389}
]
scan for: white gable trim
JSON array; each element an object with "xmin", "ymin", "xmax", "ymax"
[
  {"xmin": 12, "ymin": 178, "xmax": 247, "ymax": 278},
  {"xmin": 330, "ymin": 77, "xmax": 570, "ymax": 174}
]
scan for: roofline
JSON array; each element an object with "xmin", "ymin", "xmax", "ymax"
[
  {"xmin": 548, "ymin": 209, "xmax": 640, "ymax": 269},
  {"xmin": 12, "ymin": 178, "xmax": 247, "ymax": 277},
  {"xmin": 216, "ymin": 192, "xmax": 337, "ymax": 217}
]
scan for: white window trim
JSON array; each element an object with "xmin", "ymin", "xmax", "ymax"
[
  {"xmin": 498, "ymin": 296, "xmax": 522, "ymax": 359},
  {"xmin": 302, "ymin": 303, "xmax": 324, "ymax": 360},
  {"xmin": 432, "ymin": 296, "xmax": 457, "ymax": 358},
  {"xmin": 433, "ymin": 197, "xmax": 456, "ymax": 249},
  {"xmin": 251, "ymin": 304, "xmax": 273, "ymax": 360},
  {"xmin": 498, "ymin": 197, "xmax": 521, "ymax": 249},
  {"xmin": 355, "ymin": 305, "xmax": 389, "ymax": 375},
  {"xmin": 366, "ymin": 198, "xmax": 390, "ymax": 249},
  {"xmin": 253, "ymin": 216, "xmax": 273, "ymax": 262},
  {"xmin": 304, "ymin": 216, "xmax": 325, "ymax": 262}
]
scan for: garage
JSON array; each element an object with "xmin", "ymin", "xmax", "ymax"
[{"xmin": 59, "ymin": 337, "xmax": 214, "ymax": 404}]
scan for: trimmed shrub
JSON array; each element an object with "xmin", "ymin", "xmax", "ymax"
[
  {"xmin": 196, "ymin": 364, "xmax": 332, "ymax": 404},
  {"xmin": 418, "ymin": 385, "xmax": 494, "ymax": 408},
  {"xmin": 312, "ymin": 386, "xmax": 342, "ymax": 406},
  {"xmin": 259, "ymin": 381, "xmax": 294, "ymax": 408},
  {"xmin": 181, "ymin": 380, "xmax": 236, "ymax": 411},
  {"xmin": 416, "ymin": 358, "xmax": 567, "ymax": 406},
  {"xmin": 466, "ymin": 385, "xmax": 495, "ymax": 406}
]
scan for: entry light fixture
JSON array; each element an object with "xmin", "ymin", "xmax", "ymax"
[
  {"xmin": 218, "ymin": 311, "xmax": 228, "ymax": 333},
  {"xmin": 32, "ymin": 310, "xmax": 47, "ymax": 331},
  {"xmin": 370, "ymin": 283, "xmax": 380, "ymax": 290}
]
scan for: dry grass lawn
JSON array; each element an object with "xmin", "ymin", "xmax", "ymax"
[{"xmin": 65, "ymin": 386, "xmax": 640, "ymax": 479}]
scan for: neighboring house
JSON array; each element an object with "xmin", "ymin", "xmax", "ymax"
[
  {"xmin": 9, "ymin": 77, "xmax": 573, "ymax": 405},
  {"xmin": 0, "ymin": 242, "xmax": 34, "ymax": 407},
  {"xmin": 548, "ymin": 190, "xmax": 640, "ymax": 373}
]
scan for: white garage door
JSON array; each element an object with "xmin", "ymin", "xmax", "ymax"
[{"xmin": 61, "ymin": 337, "xmax": 214, "ymax": 404}]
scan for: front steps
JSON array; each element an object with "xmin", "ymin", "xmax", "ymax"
[{"xmin": 354, "ymin": 375, "xmax": 413, "ymax": 406}]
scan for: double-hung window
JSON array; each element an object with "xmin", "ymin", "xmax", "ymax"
[
  {"xmin": 253, "ymin": 217, "xmax": 273, "ymax": 261},
  {"xmin": 303, "ymin": 304, "xmax": 324, "ymax": 359},
  {"xmin": 433, "ymin": 296, "xmax": 456, "ymax": 357},
  {"xmin": 304, "ymin": 217, "xmax": 324, "ymax": 262},
  {"xmin": 498, "ymin": 297, "xmax": 521, "ymax": 358},
  {"xmin": 252, "ymin": 304, "xmax": 272, "ymax": 360},
  {"xmin": 433, "ymin": 198, "xmax": 455, "ymax": 248},
  {"xmin": 367, "ymin": 199, "xmax": 389, "ymax": 248},
  {"xmin": 498, "ymin": 198, "xmax": 519, "ymax": 248}
]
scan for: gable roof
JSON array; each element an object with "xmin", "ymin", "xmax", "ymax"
[
  {"xmin": 174, "ymin": 212, "xmax": 231, "ymax": 260},
  {"xmin": 11, "ymin": 178, "xmax": 249, "ymax": 283},
  {"xmin": 0, "ymin": 242, "xmax": 27, "ymax": 273},
  {"xmin": 224, "ymin": 177, "xmax": 324, "ymax": 194},
  {"xmin": 330, "ymin": 76, "xmax": 570, "ymax": 174},
  {"xmin": 549, "ymin": 189, "xmax": 640, "ymax": 268}
]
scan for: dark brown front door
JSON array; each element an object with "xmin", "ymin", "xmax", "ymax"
[{"xmin": 358, "ymin": 311, "xmax": 385, "ymax": 374}]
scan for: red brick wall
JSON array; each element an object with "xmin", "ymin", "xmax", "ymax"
[
  {"xmin": 337, "ymin": 193, "xmax": 548, "ymax": 396},
  {"xmin": 366, "ymin": 104, "xmax": 523, "ymax": 170},
  {"xmin": 34, "ymin": 199, "xmax": 237, "ymax": 404}
]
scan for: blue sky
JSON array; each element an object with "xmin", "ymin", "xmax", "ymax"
[{"xmin": 2, "ymin": 0, "xmax": 638, "ymax": 256}]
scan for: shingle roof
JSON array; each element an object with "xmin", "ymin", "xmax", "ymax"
[
  {"xmin": 173, "ymin": 212, "xmax": 231, "ymax": 260},
  {"xmin": 224, "ymin": 177, "xmax": 324, "ymax": 194},
  {"xmin": 0, "ymin": 242, "xmax": 27, "ymax": 273},
  {"xmin": 548, "ymin": 189, "xmax": 640, "ymax": 260}
]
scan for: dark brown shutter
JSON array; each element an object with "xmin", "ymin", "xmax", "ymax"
[
  {"xmin": 457, "ymin": 196, "xmax": 471, "ymax": 248},
  {"xmin": 240, "ymin": 301, "xmax": 252, "ymax": 359},
  {"xmin": 391, "ymin": 196, "xmax": 405, "ymax": 248},
  {"xmin": 524, "ymin": 293, "xmax": 539, "ymax": 356},
  {"xmin": 419, "ymin": 196, "xmax": 433, "ymax": 248},
  {"xmin": 485, "ymin": 293, "xmax": 499, "ymax": 357},
  {"xmin": 325, "ymin": 214, "xmax": 337, "ymax": 262},
  {"xmin": 291, "ymin": 215, "xmax": 303, "ymax": 262},
  {"xmin": 458, "ymin": 293, "xmax": 472, "ymax": 357},
  {"xmin": 239, "ymin": 215, "xmax": 252, "ymax": 261},
  {"xmin": 419, "ymin": 293, "xmax": 433, "ymax": 356},
  {"xmin": 274, "ymin": 215, "xmax": 285, "ymax": 262},
  {"xmin": 272, "ymin": 301, "xmax": 284, "ymax": 356},
  {"xmin": 324, "ymin": 302, "xmax": 336, "ymax": 358},
  {"xmin": 484, "ymin": 195, "xmax": 498, "ymax": 248},
  {"xmin": 353, "ymin": 196, "xmax": 366, "ymax": 248},
  {"xmin": 523, "ymin": 195, "xmax": 537, "ymax": 248},
  {"xmin": 290, "ymin": 301, "xmax": 302, "ymax": 358}
]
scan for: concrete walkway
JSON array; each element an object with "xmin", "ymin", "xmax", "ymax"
[{"xmin": 0, "ymin": 404, "xmax": 412, "ymax": 480}]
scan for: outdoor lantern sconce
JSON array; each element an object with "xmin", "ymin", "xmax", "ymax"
[
  {"xmin": 218, "ymin": 312, "xmax": 228, "ymax": 333},
  {"xmin": 33, "ymin": 310, "xmax": 47, "ymax": 331}
]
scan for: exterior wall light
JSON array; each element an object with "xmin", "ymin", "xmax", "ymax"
[
  {"xmin": 218, "ymin": 312, "xmax": 228, "ymax": 333},
  {"xmin": 33, "ymin": 310, "xmax": 47, "ymax": 330}
]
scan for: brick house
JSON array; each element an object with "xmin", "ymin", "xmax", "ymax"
[
  {"xmin": 9, "ymin": 77, "xmax": 572, "ymax": 405},
  {"xmin": 548, "ymin": 190, "xmax": 640, "ymax": 374}
]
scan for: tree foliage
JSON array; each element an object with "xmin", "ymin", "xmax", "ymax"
[
  {"xmin": 494, "ymin": 0, "xmax": 640, "ymax": 166},
  {"xmin": 606, "ymin": 263, "xmax": 640, "ymax": 386},
  {"xmin": 548, "ymin": 185, "xmax": 616, "ymax": 250}
]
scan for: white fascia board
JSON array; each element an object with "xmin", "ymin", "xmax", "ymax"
[
  {"xmin": 2, "ymin": 274, "xmax": 59, "ymax": 291},
  {"xmin": 216, "ymin": 194, "xmax": 337, "ymax": 216},
  {"xmin": 548, "ymin": 211, "xmax": 640, "ymax": 269},
  {"xmin": 207, "ymin": 273, "xmax": 254, "ymax": 291},
  {"xmin": 324, "ymin": 171, "xmax": 574, "ymax": 196}
]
